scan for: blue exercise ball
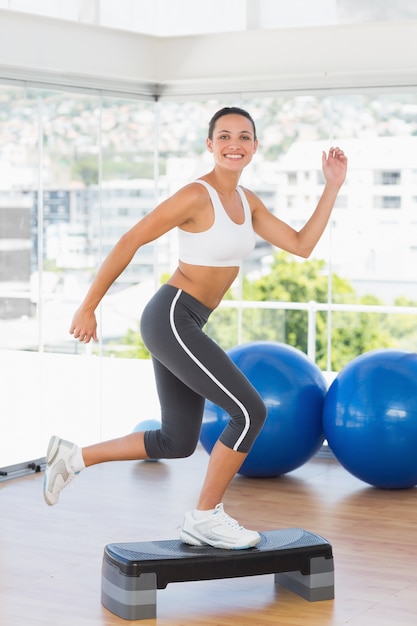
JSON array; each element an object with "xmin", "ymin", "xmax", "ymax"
[
  {"xmin": 200, "ymin": 341, "xmax": 327, "ymax": 477},
  {"xmin": 133, "ymin": 419, "xmax": 161, "ymax": 433},
  {"xmin": 323, "ymin": 349, "xmax": 417, "ymax": 489}
]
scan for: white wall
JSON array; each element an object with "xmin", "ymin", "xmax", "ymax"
[
  {"xmin": 0, "ymin": 10, "xmax": 416, "ymax": 97},
  {"xmin": 0, "ymin": 350, "xmax": 160, "ymax": 466}
]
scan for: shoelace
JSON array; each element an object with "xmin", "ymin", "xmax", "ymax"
[{"xmin": 213, "ymin": 504, "xmax": 243, "ymax": 530}]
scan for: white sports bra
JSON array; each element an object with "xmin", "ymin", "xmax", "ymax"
[{"xmin": 178, "ymin": 180, "xmax": 256, "ymax": 267}]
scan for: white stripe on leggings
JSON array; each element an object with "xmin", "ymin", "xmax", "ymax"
[{"xmin": 169, "ymin": 288, "xmax": 250, "ymax": 451}]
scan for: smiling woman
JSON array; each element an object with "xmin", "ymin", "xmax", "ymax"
[{"xmin": 43, "ymin": 105, "xmax": 347, "ymax": 552}]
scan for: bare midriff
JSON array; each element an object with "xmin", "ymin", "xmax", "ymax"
[{"xmin": 167, "ymin": 262, "xmax": 240, "ymax": 310}]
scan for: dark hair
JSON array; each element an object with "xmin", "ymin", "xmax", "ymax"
[{"xmin": 208, "ymin": 107, "xmax": 257, "ymax": 141}]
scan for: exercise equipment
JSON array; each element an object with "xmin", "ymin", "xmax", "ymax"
[
  {"xmin": 132, "ymin": 419, "xmax": 161, "ymax": 433},
  {"xmin": 200, "ymin": 341, "xmax": 327, "ymax": 477},
  {"xmin": 101, "ymin": 528, "xmax": 334, "ymax": 620},
  {"xmin": 323, "ymin": 348, "xmax": 417, "ymax": 489}
]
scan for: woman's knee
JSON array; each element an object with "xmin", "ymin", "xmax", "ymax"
[
  {"xmin": 247, "ymin": 400, "xmax": 268, "ymax": 444},
  {"xmin": 218, "ymin": 394, "xmax": 267, "ymax": 453},
  {"xmin": 165, "ymin": 439, "xmax": 198, "ymax": 459},
  {"xmin": 247, "ymin": 393, "xmax": 268, "ymax": 433},
  {"xmin": 144, "ymin": 428, "xmax": 198, "ymax": 460}
]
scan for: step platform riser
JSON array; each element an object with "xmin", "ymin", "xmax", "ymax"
[{"xmin": 101, "ymin": 528, "xmax": 334, "ymax": 620}]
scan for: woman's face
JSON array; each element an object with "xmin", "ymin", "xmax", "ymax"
[{"xmin": 206, "ymin": 114, "xmax": 258, "ymax": 170}]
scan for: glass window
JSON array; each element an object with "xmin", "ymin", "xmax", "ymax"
[
  {"xmin": 375, "ymin": 170, "xmax": 401, "ymax": 185},
  {"xmin": 3, "ymin": 84, "xmax": 417, "ymax": 470},
  {"xmin": 374, "ymin": 195, "xmax": 402, "ymax": 208}
]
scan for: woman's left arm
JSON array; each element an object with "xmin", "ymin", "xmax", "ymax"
[{"xmin": 252, "ymin": 147, "xmax": 347, "ymax": 258}]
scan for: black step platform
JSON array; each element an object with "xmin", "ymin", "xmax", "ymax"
[{"xmin": 101, "ymin": 528, "xmax": 334, "ymax": 620}]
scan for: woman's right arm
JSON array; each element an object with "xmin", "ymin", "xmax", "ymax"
[
  {"xmin": 69, "ymin": 183, "xmax": 204, "ymax": 343},
  {"xmin": 69, "ymin": 231, "xmax": 143, "ymax": 342}
]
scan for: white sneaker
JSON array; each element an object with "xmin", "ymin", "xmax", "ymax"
[
  {"xmin": 43, "ymin": 436, "xmax": 78, "ymax": 506},
  {"xmin": 180, "ymin": 503, "xmax": 261, "ymax": 550}
]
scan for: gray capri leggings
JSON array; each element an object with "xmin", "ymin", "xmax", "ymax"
[{"xmin": 139, "ymin": 284, "xmax": 267, "ymax": 459}]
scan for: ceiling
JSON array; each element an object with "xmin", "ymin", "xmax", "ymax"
[
  {"xmin": 1, "ymin": 0, "xmax": 417, "ymax": 37},
  {"xmin": 1, "ymin": 1, "xmax": 417, "ymax": 100}
]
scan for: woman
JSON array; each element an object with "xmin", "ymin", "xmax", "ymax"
[{"xmin": 43, "ymin": 106, "xmax": 347, "ymax": 550}]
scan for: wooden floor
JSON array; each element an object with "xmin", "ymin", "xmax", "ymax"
[{"xmin": 1, "ymin": 446, "xmax": 416, "ymax": 625}]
